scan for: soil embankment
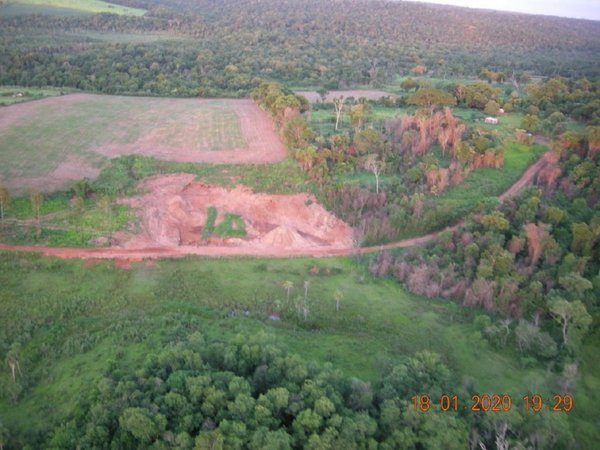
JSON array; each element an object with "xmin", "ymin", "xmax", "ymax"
[{"xmin": 0, "ymin": 151, "xmax": 553, "ymax": 261}]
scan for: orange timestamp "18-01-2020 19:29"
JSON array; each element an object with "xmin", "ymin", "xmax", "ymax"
[{"xmin": 410, "ymin": 394, "xmax": 574, "ymax": 413}]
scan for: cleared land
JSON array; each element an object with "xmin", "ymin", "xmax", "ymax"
[
  {"xmin": 296, "ymin": 89, "xmax": 397, "ymax": 102},
  {"xmin": 0, "ymin": 86, "xmax": 71, "ymax": 106},
  {"xmin": 0, "ymin": 94, "xmax": 286, "ymax": 193},
  {"xmin": 1, "ymin": 0, "xmax": 145, "ymax": 16},
  {"xmin": 117, "ymin": 173, "xmax": 354, "ymax": 251},
  {"xmin": 0, "ymin": 150, "xmax": 552, "ymax": 259}
]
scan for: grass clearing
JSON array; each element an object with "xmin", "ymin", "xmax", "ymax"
[
  {"xmin": 0, "ymin": 252, "xmax": 594, "ymax": 444},
  {"xmin": 432, "ymin": 142, "xmax": 546, "ymax": 210},
  {"xmin": 0, "ymin": 95, "xmax": 275, "ymax": 193},
  {"xmin": 2, "ymin": 0, "xmax": 145, "ymax": 16},
  {"xmin": 71, "ymin": 30, "xmax": 188, "ymax": 44},
  {"xmin": 0, "ymin": 86, "xmax": 72, "ymax": 106}
]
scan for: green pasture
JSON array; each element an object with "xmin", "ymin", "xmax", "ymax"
[
  {"xmin": 309, "ymin": 106, "xmax": 521, "ymax": 138},
  {"xmin": 0, "ymin": 2, "xmax": 91, "ymax": 16},
  {"xmin": 1, "ymin": 252, "xmax": 595, "ymax": 444},
  {"xmin": 0, "ymin": 95, "xmax": 247, "ymax": 191},
  {"xmin": 429, "ymin": 142, "xmax": 547, "ymax": 217},
  {"xmin": 1, "ymin": 0, "xmax": 145, "ymax": 16},
  {"xmin": 72, "ymin": 30, "xmax": 188, "ymax": 44},
  {"xmin": 310, "ymin": 106, "xmax": 416, "ymax": 136}
]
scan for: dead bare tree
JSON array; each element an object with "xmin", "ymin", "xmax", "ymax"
[
  {"xmin": 6, "ymin": 346, "xmax": 22, "ymax": 383},
  {"xmin": 333, "ymin": 96, "xmax": 345, "ymax": 131},
  {"xmin": 363, "ymin": 154, "xmax": 385, "ymax": 194}
]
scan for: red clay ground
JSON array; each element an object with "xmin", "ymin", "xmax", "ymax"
[
  {"xmin": 116, "ymin": 173, "xmax": 353, "ymax": 250},
  {"xmin": 296, "ymin": 90, "xmax": 397, "ymax": 102},
  {"xmin": 0, "ymin": 151, "xmax": 553, "ymax": 260}
]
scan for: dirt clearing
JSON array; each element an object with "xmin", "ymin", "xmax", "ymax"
[
  {"xmin": 0, "ymin": 94, "xmax": 285, "ymax": 194},
  {"xmin": 117, "ymin": 174, "xmax": 353, "ymax": 252}
]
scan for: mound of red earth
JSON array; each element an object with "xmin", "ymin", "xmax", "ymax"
[{"xmin": 118, "ymin": 174, "xmax": 353, "ymax": 251}]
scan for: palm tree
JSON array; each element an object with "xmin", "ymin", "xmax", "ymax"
[
  {"xmin": 302, "ymin": 281, "xmax": 311, "ymax": 321},
  {"xmin": 98, "ymin": 195, "xmax": 114, "ymax": 243},
  {"xmin": 283, "ymin": 280, "xmax": 294, "ymax": 303},
  {"xmin": 334, "ymin": 289, "xmax": 344, "ymax": 312}
]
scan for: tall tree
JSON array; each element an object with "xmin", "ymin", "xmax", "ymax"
[
  {"xmin": 334, "ymin": 289, "xmax": 343, "ymax": 312},
  {"xmin": 333, "ymin": 96, "xmax": 345, "ymax": 131},
  {"xmin": 362, "ymin": 154, "xmax": 385, "ymax": 194},
  {"xmin": 407, "ymin": 88, "xmax": 456, "ymax": 111},
  {"xmin": 98, "ymin": 195, "xmax": 114, "ymax": 243},
  {"xmin": 349, "ymin": 103, "xmax": 372, "ymax": 132},
  {"xmin": 0, "ymin": 185, "xmax": 9, "ymax": 224},
  {"xmin": 30, "ymin": 190, "xmax": 43, "ymax": 238},
  {"xmin": 283, "ymin": 280, "xmax": 294, "ymax": 303},
  {"xmin": 6, "ymin": 344, "xmax": 22, "ymax": 383},
  {"xmin": 549, "ymin": 298, "xmax": 592, "ymax": 349}
]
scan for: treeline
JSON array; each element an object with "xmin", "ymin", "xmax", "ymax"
[
  {"xmin": 0, "ymin": 0, "xmax": 599, "ymax": 96},
  {"xmin": 369, "ymin": 134, "xmax": 599, "ymax": 359},
  {"xmin": 31, "ymin": 330, "xmax": 572, "ymax": 450}
]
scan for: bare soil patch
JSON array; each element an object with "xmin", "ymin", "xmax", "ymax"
[
  {"xmin": 0, "ymin": 152, "xmax": 553, "ymax": 260},
  {"xmin": 296, "ymin": 90, "xmax": 397, "ymax": 102},
  {"xmin": 4, "ymin": 156, "xmax": 101, "ymax": 193},
  {"xmin": 91, "ymin": 98, "xmax": 285, "ymax": 164},
  {"xmin": 117, "ymin": 174, "xmax": 353, "ymax": 251},
  {"xmin": 0, "ymin": 95, "xmax": 285, "ymax": 194}
]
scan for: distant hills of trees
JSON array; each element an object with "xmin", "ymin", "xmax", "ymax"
[{"xmin": 0, "ymin": 0, "xmax": 598, "ymax": 96}]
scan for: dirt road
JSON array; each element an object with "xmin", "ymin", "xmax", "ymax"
[{"xmin": 0, "ymin": 151, "xmax": 552, "ymax": 261}]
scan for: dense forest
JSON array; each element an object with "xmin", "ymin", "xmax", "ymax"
[
  {"xmin": 0, "ymin": 0, "xmax": 599, "ymax": 96},
  {"xmin": 371, "ymin": 141, "xmax": 599, "ymax": 342}
]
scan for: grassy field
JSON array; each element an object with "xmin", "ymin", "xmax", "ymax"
[
  {"xmin": 427, "ymin": 142, "xmax": 547, "ymax": 220},
  {"xmin": 0, "ymin": 95, "xmax": 248, "ymax": 192},
  {"xmin": 0, "ymin": 252, "xmax": 596, "ymax": 445},
  {"xmin": 310, "ymin": 105, "xmax": 521, "ymax": 137},
  {"xmin": 0, "ymin": 194, "xmax": 133, "ymax": 247},
  {"xmin": 310, "ymin": 105, "xmax": 416, "ymax": 136},
  {"xmin": 1, "ymin": 0, "xmax": 145, "ymax": 16},
  {"xmin": 71, "ymin": 30, "xmax": 188, "ymax": 44}
]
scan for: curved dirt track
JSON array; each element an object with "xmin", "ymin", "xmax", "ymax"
[{"xmin": 0, "ymin": 151, "xmax": 553, "ymax": 261}]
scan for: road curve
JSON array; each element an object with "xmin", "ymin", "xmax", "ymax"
[{"xmin": 0, "ymin": 151, "xmax": 553, "ymax": 261}]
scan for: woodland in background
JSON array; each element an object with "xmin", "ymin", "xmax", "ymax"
[{"xmin": 0, "ymin": 0, "xmax": 599, "ymax": 96}]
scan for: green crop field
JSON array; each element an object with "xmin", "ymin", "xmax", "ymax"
[
  {"xmin": 0, "ymin": 95, "xmax": 249, "ymax": 193},
  {"xmin": 1, "ymin": 0, "xmax": 145, "ymax": 16},
  {"xmin": 0, "ymin": 252, "xmax": 596, "ymax": 445}
]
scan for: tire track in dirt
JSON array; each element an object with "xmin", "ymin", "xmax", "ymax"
[{"xmin": 0, "ymin": 151, "xmax": 553, "ymax": 261}]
